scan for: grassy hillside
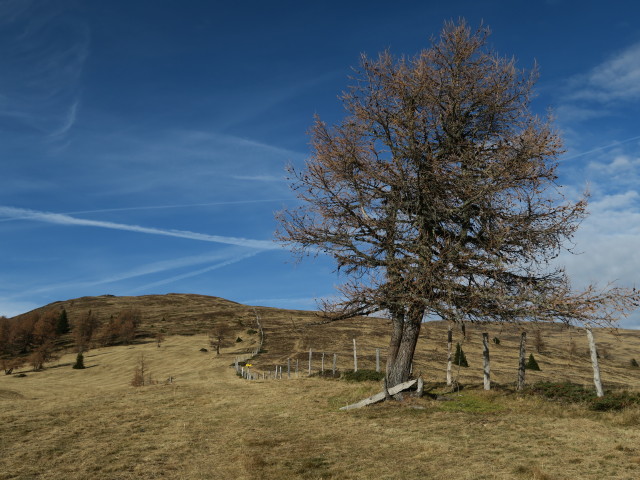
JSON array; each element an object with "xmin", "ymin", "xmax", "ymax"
[
  {"xmin": 1, "ymin": 333, "xmax": 640, "ymax": 479},
  {"xmin": 2, "ymin": 294, "xmax": 640, "ymax": 479},
  {"xmin": 14, "ymin": 293, "xmax": 640, "ymax": 391}
]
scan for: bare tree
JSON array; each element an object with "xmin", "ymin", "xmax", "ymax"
[
  {"xmin": 131, "ymin": 354, "xmax": 150, "ymax": 387},
  {"xmin": 209, "ymin": 323, "xmax": 229, "ymax": 355},
  {"xmin": 276, "ymin": 20, "xmax": 640, "ymax": 388},
  {"xmin": 28, "ymin": 340, "xmax": 58, "ymax": 370},
  {"xmin": 74, "ymin": 310, "xmax": 99, "ymax": 352}
]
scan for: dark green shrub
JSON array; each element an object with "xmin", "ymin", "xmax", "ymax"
[
  {"xmin": 525, "ymin": 353, "xmax": 540, "ymax": 371},
  {"xmin": 590, "ymin": 391, "xmax": 640, "ymax": 411},
  {"xmin": 55, "ymin": 309, "xmax": 70, "ymax": 335},
  {"xmin": 526, "ymin": 382, "xmax": 596, "ymax": 403},
  {"xmin": 235, "ymin": 337, "xmax": 243, "ymax": 343},
  {"xmin": 246, "ymin": 329, "xmax": 258, "ymax": 335},
  {"xmin": 630, "ymin": 358, "xmax": 639, "ymax": 368},
  {"xmin": 72, "ymin": 352, "xmax": 85, "ymax": 369},
  {"xmin": 342, "ymin": 369, "xmax": 384, "ymax": 382},
  {"xmin": 493, "ymin": 337, "xmax": 500, "ymax": 345},
  {"xmin": 454, "ymin": 343, "xmax": 468, "ymax": 367}
]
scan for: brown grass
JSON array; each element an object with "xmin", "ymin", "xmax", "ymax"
[
  {"xmin": 3, "ymin": 294, "xmax": 640, "ymax": 478},
  {"xmin": 1, "ymin": 330, "xmax": 640, "ymax": 479}
]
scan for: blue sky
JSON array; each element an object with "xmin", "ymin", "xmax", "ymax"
[{"xmin": 1, "ymin": 1, "xmax": 639, "ymax": 328}]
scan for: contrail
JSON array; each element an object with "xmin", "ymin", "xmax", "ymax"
[
  {"xmin": 0, "ymin": 206, "xmax": 280, "ymax": 250},
  {"xmin": 563, "ymin": 134, "xmax": 640, "ymax": 161},
  {"xmin": 63, "ymin": 198, "xmax": 289, "ymax": 216},
  {"xmin": 132, "ymin": 251, "xmax": 261, "ymax": 292}
]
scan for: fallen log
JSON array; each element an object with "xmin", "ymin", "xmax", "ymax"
[{"xmin": 339, "ymin": 379, "xmax": 417, "ymax": 410}]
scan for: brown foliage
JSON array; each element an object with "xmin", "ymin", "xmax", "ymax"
[
  {"xmin": 74, "ymin": 310, "xmax": 100, "ymax": 352},
  {"xmin": 275, "ymin": 20, "xmax": 640, "ymax": 386},
  {"xmin": 28, "ymin": 340, "xmax": 58, "ymax": 371},
  {"xmin": 533, "ymin": 329, "xmax": 546, "ymax": 354},
  {"xmin": 131, "ymin": 354, "xmax": 151, "ymax": 387},
  {"xmin": 101, "ymin": 309, "xmax": 141, "ymax": 346},
  {"xmin": 209, "ymin": 323, "xmax": 230, "ymax": 355}
]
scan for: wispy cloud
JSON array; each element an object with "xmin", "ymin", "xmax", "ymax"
[
  {"xmin": 60, "ymin": 199, "xmax": 290, "ymax": 216},
  {"xmin": 0, "ymin": 1, "xmax": 89, "ymax": 139},
  {"xmin": 562, "ymin": 134, "xmax": 640, "ymax": 162},
  {"xmin": 132, "ymin": 250, "xmax": 261, "ymax": 292},
  {"xmin": 0, "ymin": 206, "xmax": 280, "ymax": 250},
  {"xmin": 566, "ymin": 42, "xmax": 640, "ymax": 104},
  {"xmin": 1, "ymin": 248, "xmax": 261, "ymax": 300}
]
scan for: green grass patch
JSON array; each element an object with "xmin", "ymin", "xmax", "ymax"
[{"xmin": 436, "ymin": 392, "xmax": 503, "ymax": 413}]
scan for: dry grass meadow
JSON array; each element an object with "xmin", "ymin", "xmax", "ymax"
[{"xmin": 3, "ymin": 294, "xmax": 640, "ymax": 479}]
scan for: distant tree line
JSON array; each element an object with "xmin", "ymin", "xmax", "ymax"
[{"xmin": 0, "ymin": 308, "xmax": 142, "ymax": 372}]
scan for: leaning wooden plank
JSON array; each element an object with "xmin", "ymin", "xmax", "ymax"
[{"xmin": 339, "ymin": 379, "xmax": 417, "ymax": 410}]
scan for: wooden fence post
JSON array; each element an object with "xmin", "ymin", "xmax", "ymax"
[
  {"xmin": 353, "ymin": 338, "xmax": 358, "ymax": 372},
  {"xmin": 308, "ymin": 349, "xmax": 312, "ymax": 376},
  {"xmin": 376, "ymin": 348, "xmax": 380, "ymax": 373},
  {"xmin": 296, "ymin": 358, "xmax": 299, "ymax": 377},
  {"xmin": 287, "ymin": 358, "xmax": 291, "ymax": 379},
  {"xmin": 446, "ymin": 324, "xmax": 453, "ymax": 386},
  {"xmin": 333, "ymin": 353, "xmax": 337, "ymax": 376},
  {"xmin": 321, "ymin": 352, "xmax": 325, "ymax": 374},
  {"xmin": 517, "ymin": 331, "xmax": 527, "ymax": 391},
  {"xmin": 586, "ymin": 327, "xmax": 604, "ymax": 397},
  {"xmin": 482, "ymin": 332, "xmax": 491, "ymax": 390},
  {"xmin": 415, "ymin": 377, "xmax": 424, "ymax": 398}
]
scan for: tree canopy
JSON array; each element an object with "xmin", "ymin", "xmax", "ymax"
[{"xmin": 276, "ymin": 20, "xmax": 639, "ymax": 386}]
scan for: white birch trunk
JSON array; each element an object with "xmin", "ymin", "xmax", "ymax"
[
  {"xmin": 586, "ymin": 327, "xmax": 604, "ymax": 397},
  {"xmin": 482, "ymin": 332, "xmax": 490, "ymax": 390},
  {"xmin": 376, "ymin": 348, "xmax": 380, "ymax": 373},
  {"xmin": 353, "ymin": 338, "xmax": 358, "ymax": 372},
  {"xmin": 332, "ymin": 353, "xmax": 337, "ymax": 375}
]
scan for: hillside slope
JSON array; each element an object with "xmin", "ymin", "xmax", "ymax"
[{"xmin": 11, "ymin": 293, "xmax": 640, "ymax": 391}]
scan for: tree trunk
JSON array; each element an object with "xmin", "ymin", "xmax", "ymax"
[
  {"xmin": 386, "ymin": 311, "xmax": 404, "ymax": 377},
  {"xmin": 586, "ymin": 327, "xmax": 604, "ymax": 397},
  {"xmin": 386, "ymin": 308, "xmax": 422, "ymax": 387},
  {"xmin": 446, "ymin": 324, "xmax": 453, "ymax": 386},
  {"xmin": 517, "ymin": 331, "xmax": 527, "ymax": 391},
  {"xmin": 482, "ymin": 332, "xmax": 491, "ymax": 390}
]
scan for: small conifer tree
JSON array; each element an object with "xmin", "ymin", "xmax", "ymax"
[
  {"xmin": 453, "ymin": 342, "xmax": 468, "ymax": 367},
  {"xmin": 72, "ymin": 352, "xmax": 85, "ymax": 369},
  {"xmin": 630, "ymin": 358, "xmax": 639, "ymax": 368},
  {"xmin": 55, "ymin": 309, "xmax": 70, "ymax": 335},
  {"xmin": 525, "ymin": 353, "xmax": 541, "ymax": 371}
]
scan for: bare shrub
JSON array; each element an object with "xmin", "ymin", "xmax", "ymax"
[
  {"xmin": 131, "ymin": 354, "xmax": 151, "ymax": 387},
  {"xmin": 533, "ymin": 329, "xmax": 546, "ymax": 354},
  {"xmin": 28, "ymin": 341, "xmax": 58, "ymax": 371}
]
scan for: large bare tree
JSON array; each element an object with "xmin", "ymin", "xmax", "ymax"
[{"xmin": 276, "ymin": 21, "xmax": 639, "ymax": 387}]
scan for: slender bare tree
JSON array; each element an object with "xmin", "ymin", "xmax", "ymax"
[{"xmin": 276, "ymin": 20, "xmax": 640, "ymax": 387}]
